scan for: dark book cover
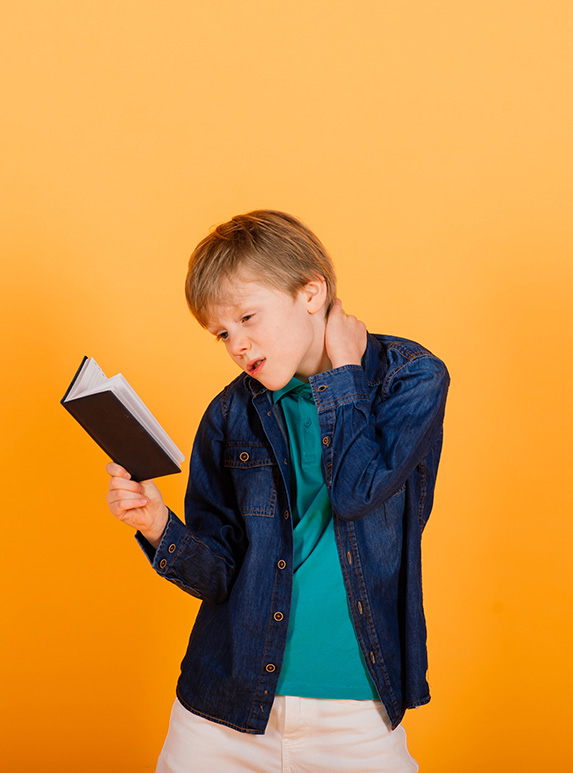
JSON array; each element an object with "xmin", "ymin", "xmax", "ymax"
[{"xmin": 61, "ymin": 357, "xmax": 182, "ymax": 482}]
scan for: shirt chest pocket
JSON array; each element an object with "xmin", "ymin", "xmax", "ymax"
[{"xmin": 223, "ymin": 443, "xmax": 277, "ymax": 517}]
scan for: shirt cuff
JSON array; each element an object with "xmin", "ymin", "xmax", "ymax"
[{"xmin": 135, "ymin": 508, "xmax": 188, "ymax": 575}]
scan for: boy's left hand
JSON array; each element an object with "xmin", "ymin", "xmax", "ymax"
[{"xmin": 325, "ymin": 299, "xmax": 367, "ymax": 370}]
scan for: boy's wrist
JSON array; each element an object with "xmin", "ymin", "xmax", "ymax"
[{"xmin": 140, "ymin": 506, "xmax": 169, "ymax": 549}]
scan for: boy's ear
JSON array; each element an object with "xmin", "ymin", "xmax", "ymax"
[{"xmin": 304, "ymin": 276, "xmax": 328, "ymax": 315}]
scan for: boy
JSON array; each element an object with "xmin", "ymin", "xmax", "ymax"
[{"xmin": 106, "ymin": 210, "xmax": 449, "ymax": 772}]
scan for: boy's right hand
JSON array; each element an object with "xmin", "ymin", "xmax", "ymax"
[
  {"xmin": 325, "ymin": 298, "xmax": 367, "ymax": 370},
  {"xmin": 105, "ymin": 462, "xmax": 168, "ymax": 549}
]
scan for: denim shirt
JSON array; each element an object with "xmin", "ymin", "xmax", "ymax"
[{"xmin": 137, "ymin": 333, "xmax": 450, "ymax": 734}]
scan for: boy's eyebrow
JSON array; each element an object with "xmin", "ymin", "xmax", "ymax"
[
  {"xmin": 205, "ymin": 321, "xmax": 223, "ymax": 335},
  {"xmin": 204, "ymin": 300, "xmax": 251, "ymax": 331}
]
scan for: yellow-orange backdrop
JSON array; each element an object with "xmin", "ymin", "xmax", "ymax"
[{"xmin": 1, "ymin": 2, "xmax": 572, "ymax": 770}]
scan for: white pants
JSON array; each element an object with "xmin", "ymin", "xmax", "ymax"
[{"xmin": 156, "ymin": 696, "xmax": 419, "ymax": 772}]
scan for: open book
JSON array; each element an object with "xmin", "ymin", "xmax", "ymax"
[{"xmin": 61, "ymin": 357, "xmax": 185, "ymax": 481}]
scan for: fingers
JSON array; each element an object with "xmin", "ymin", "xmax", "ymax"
[
  {"xmin": 105, "ymin": 463, "xmax": 135, "ymax": 512},
  {"xmin": 329, "ymin": 298, "xmax": 344, "ymax": 317},
  {"xmin": 325, "ymin": 297, "xmax": 367, "ymax": 369},
  {"xmin": 327, "ymin": 299, "xmax": 363, "ymax": 332},
  {"xmin": 106, "ymin": 461, "xmax": 131, "ymax": 479},
  {"xmin": 107, "ymin": 489, "xmax": 149, "ymax": 516},
  {"xmin": 330, "ymin": 298, "xmax": 353, "ymax": 320},
  {"xmin": 107, "ymin": 482, "xmax": 148, "ymax": 505},
  {"xmin": 104, "ymin": 465, "xmax": 167, "ymax": 543},
  {"xmin": 106, "ymin": 466, "xmax": 149, "ymax": 515}
]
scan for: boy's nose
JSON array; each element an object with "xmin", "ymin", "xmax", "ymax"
[{"xmin": 229, "ymin": 334, "xmax": 250, "ymax": 358}]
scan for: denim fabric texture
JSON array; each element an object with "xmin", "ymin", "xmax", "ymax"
[{"xmin": 136, "ymin": 333, "xmax": 449, "ymax": 734}]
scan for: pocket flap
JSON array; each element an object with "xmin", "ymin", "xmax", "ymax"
[{"xmin": 224, "ymin": 443, "xmax": 275, "ymax": 468}]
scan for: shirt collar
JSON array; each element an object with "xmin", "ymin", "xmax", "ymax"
[{"xmin": 272, "ymin": 376, "xmax": 310, "ymax": 403}]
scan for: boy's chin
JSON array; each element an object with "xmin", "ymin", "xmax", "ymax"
[
  {"xmin": 258, "ymin": 377, "xmax": 289, "ymax": 391},
  {"xmin": 253, "ymin": 372, "xmax": 297, "ymax": 392}
]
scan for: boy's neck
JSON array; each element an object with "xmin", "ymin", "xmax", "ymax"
[{"xmin": 294, "ymin": 318, "xmax": 332, "ymax": 383}]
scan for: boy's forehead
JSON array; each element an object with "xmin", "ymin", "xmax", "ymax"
[
  {"xmin": 211, "ymin": 276, "xmax": 260, "ymax": 307},
  {"xmin": 204, "ymin": 276, "xmax": 272, "ymax": 326}
]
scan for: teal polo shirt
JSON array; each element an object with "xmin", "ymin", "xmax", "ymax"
[{"xmin": 272, "ymin": 377, "xmax": 378, "ymax": 699}]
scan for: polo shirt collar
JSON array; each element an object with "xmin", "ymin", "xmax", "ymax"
[{"xmin": 272, "ymin": 376, "xmax": 309, "ymax": 403}]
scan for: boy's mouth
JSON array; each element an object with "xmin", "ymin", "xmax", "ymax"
[{"xmin": 247, "ymin": 358, "xmax": 265, "ymax": 376}]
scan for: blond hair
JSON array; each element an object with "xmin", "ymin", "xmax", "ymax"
[{"xmin": 185, "ymin": 210, "xmax": 337, "ymax": 327}]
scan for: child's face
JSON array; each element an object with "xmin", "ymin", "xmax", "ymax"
[{"xmin": 205, "ymin": 276, "xmax": 329, "ymax": 391}]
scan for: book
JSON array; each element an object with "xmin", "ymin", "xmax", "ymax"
[{"xmin": 61, "ymin": 357, "xmax": 185, "ymax": 481}]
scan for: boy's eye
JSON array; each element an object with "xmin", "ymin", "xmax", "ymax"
[
  {"xmin": 216, "ymin": 331, "xmax": 228, "ymax": 342},
  {"xmin": 241, "ymin": 314, "xmax": 253, "ymax": 324}
]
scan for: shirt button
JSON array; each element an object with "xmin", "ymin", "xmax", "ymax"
[
  {"xmin": 168, "ymin": 544, "xmax": 176, "ymax": 553},
  {"xmin": 273, "ymin": 612, "xmax": 284, "ymax": 622},
  {"xmin": 283, "ymin": 510, "xmax": 290, "ymax": 520},
  {"xmin": 266, "ymin": 663, "xmax": 276, "ymax": 673},
  {"xmin": 317, "ymin": 384, "xmax": 328, "ymax": 392},
  {"xmin": 304, "ymin": 418, "xmax": 311, "ymax": 428},
  {"xmin": 322, "ymin": 436, "xmax": 330, "ymax": 446},
  {"xmin": 159, "ymin": 559, "xmax": 167, "ymax": 569},
  {"xmin": 277, "ymin": 559, "xmax": 287, "ymax": 570},
  {"xmin": 239, "ymin": 452, "xmax": 250, "ymax": 462}
]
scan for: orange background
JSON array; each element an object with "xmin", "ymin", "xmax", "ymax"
[{"xmin": 2, "ymin": 2, "xmax": 572, "ymax": 770}]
